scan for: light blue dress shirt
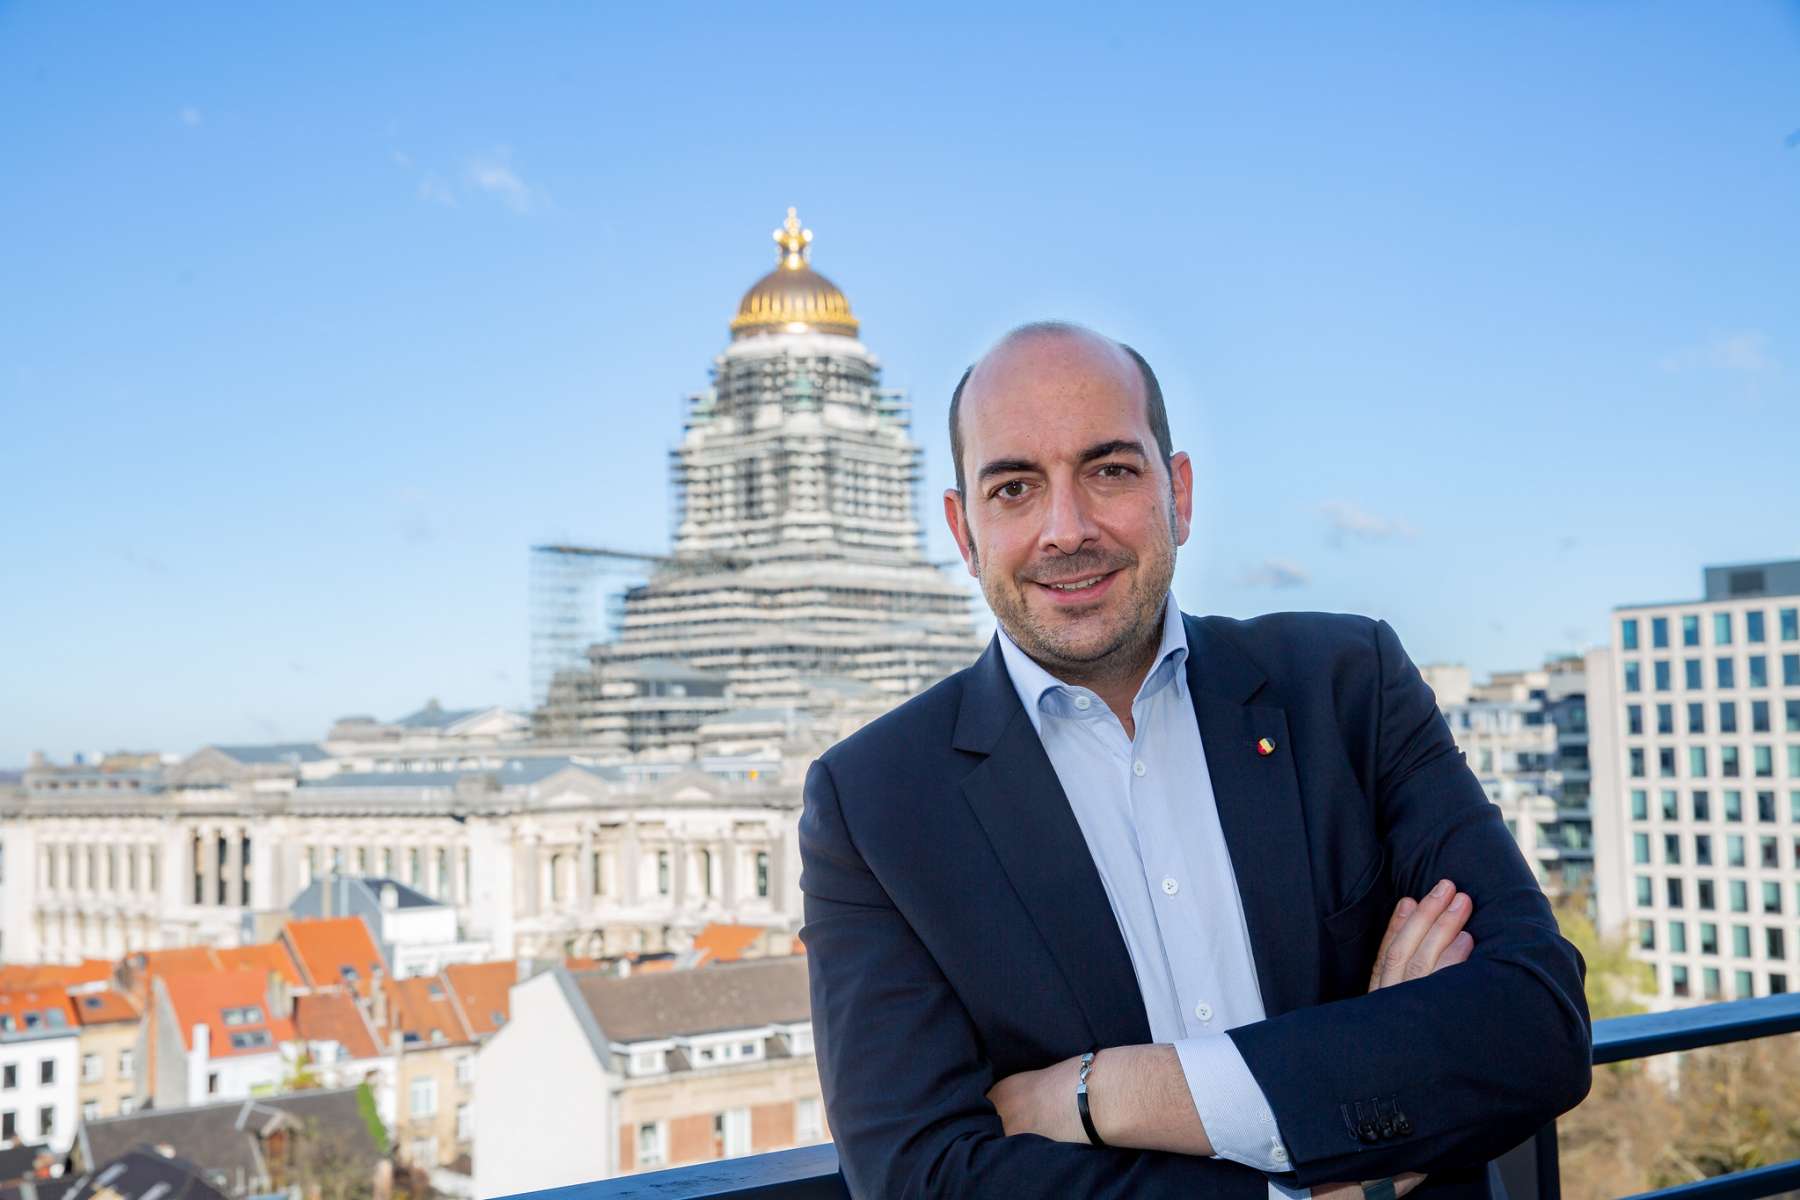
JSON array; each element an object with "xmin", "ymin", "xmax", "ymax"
[{"xmin": 996, "ymin": 594, "xmax": 1307, "ymax": 1199}]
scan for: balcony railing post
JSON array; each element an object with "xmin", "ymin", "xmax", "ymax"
[{"xmin": 1534, "ymin": 1120, "xmax": 1562, "ymax": 1200}]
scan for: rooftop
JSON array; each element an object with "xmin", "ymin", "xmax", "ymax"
[
  {"xmin": 280, "ymin": 916, "xmax": 387, "ymax": 999},
  {"xmin": 574, "ymin": 954, "xmax": 809, "ymax": 1043}
]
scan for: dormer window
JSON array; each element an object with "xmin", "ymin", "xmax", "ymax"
[
  {"xmin": 222, "ymin": 1006, "xmax": 264, "ymax": 1027},
  {"xmin": 340, "ymin": 966, "xmax": 360, "ymax": 984},
  {"xmin": 228, "ymin": 1029, "xmax": 272, "ymax": 1051}
]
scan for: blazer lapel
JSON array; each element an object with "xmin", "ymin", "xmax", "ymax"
[
  {"xmin": 954, "ymin": 639, "xmax": 1152, "ymax": 1050},
  {"xmin": 1183, "ymin": 614, "xmax": 1323, "ymax": 1017}
]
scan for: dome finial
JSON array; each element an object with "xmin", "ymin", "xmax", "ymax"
[{"xmin": 773, "ymin": 206, "xmax": 812, "ymax": 269}]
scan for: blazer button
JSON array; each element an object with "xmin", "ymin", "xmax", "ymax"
[
  {"xmin": 1395, "ymin": 1115, "xmax": 1413, "ymax": 1136},
  {"xmin": 1358, "ymin": 1121, "xmax": 1380, "ymax": 1144},
  {"xmin": 1378, "ymin": 1119, "xmax": 1395, "ymax": 1139}
]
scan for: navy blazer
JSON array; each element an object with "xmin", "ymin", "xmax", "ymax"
[{"xmin": 799, "ymin": 610, "xmax": 1592, "ymax": 1198}]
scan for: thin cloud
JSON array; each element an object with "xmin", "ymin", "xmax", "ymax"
[
  {"xmin": 179, "ymin": 106, "xmax": 202, "ymax": 128},
  {"xmin": 467, "ymin": 148, "xmax": 540, "ymax": 214},
  {"xmin": 1320, "ymin": 500, "xmax": 1416, "ymax": 546},
  {"xmin": 1658, "ymin": 331, "xmax": 1776, "ymax": 374},
  {"xmin": 1240, "ymin": 559, "xmax": 1310, "ymax": 589},
  {"xmin": 417, "ymin": 175, "xmax": 457, "ymax": 207}
]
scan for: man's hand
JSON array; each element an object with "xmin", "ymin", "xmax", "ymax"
[
  {"xmin": 986, "ymin": 1055, "xmax": 1085, "ymax": 1143},
  {"xmin": 1369, "ymin": 877, "xmax": 1475, "ymax": 992},
  {"xmin": 1314, "ymin": 882, "xmax": 1478, "ymax": 1199}
]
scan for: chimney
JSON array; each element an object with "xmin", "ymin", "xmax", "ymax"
[
  {"xmin": 380, "ymin": 884, "xmax": 398, "ymax": 911},
  {"xmin": 369, "ymin": 973, "xmax": 388, "ymax": 1034}
]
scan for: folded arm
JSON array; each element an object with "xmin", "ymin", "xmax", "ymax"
[{"xmin": 800, "ymin": 755, "xmax": 1269, "ymax": 1200}]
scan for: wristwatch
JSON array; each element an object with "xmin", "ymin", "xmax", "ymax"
[
  {"xmin": 1076, "ymin": 1051, "xmax": 1106, "ymax": 1146},
  {"xmin": 1361, "ymin": 1180, "xmax": 1398, "ymax": 1200}
]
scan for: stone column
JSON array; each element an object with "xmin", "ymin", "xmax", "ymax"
[
  {"xmin": 200, "ymin": 825, "xmax": 220, "ymax": 908},
  {"xmin": 621, "ymin": 820, "xmax": 641, "ymax": 906}
]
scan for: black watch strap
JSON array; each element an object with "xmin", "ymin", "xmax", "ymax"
[{"xmin": 1076, "ymin": 1051, "xmax": 1106, "ymax": 1146}]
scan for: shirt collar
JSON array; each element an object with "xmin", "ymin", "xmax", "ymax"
[{"xmin": 995, "ymin": 593, "xmax": 1188, "ymax": 731}]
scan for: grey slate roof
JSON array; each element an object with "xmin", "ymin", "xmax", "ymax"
[
  {"xmin": 209, "ymin": 744, "xmax": 330, "ymax": 766},
  {"xmin": 573, "ymin": 955, "xmax": 810, "ymax": 1043},
  {"xmin": 392, "ymin": 701, "xmax": 484, "ymax": 730},
  {"xmin": 77, "ymin": 1088, "xmax": 378, "ymax": 1196},
  {"xmin": 298, "ymin": 757, "xmax": 617, "ymax": 791},
  {"xmin": 0, "ymin": 1145, "xmax": 48, "ymax": 1185},
  {"xmin": 62, "ymin": 1149, "xmax": 228, "ymax": 1200}
]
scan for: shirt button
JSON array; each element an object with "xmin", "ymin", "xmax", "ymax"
[
  {"xmin": 1073, "ymin": 695, "xmax": 1091, "ymax": 710},
  {"xmin": 1195, "ymin": 1001, "xmax": 1213, "ymax": 1022},
  {"xmin": 1271, "ymin": 1145, "xmax": 1289, "ymax": 1164},
  {"xmin": 1161, "ymin": 877, "xmax": 1179, "ymax": 896},
  {"xmin": 1132, "ymin": 760, "xmax": 1147, "ymax": 777}
]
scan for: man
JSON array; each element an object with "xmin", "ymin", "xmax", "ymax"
[{"xmin": 798, "ymin": 323, "xmax": 1591, "ymax": 1198}]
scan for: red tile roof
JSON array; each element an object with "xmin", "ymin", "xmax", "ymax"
[
  {"xmin": 441, "ymin": 961, "xmax": 514, "ymax": 1038},
  {"xmin": 382, "ymin": 975, "xmax": 472, "ymax": 1047},
  {"xmin": 158, "ymin": 969, "xmax": 294, "ymax": 1058},
  {"xmin": 0, "ymin": 989, "xmax": 78, "ymax": 1035},
  {"xmin": 692, "ymin": 923, "xmax": 765, "ymax": 963},
  {"xmin": 70, "ymin": 987, "xmax": 139, "ymax": 1027},
  {"xmin": 0, "ymin": 960, "xmax": 114, "ymax": 991},
  {"xmin": 293, "ymin": 991, "xmax": 382, "ymax": 1061},
  {"xmin": 216, "ymin": 942, "xmax": 304, "ymax": 987},
  {"xmin": 281, "ymin": 917, "xmax": 386, "ymax": 998}
]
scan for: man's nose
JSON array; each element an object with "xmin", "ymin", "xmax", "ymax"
[{"xmin": 1040, "ymin": 480, "xmax": 1100, "ymax": 555}]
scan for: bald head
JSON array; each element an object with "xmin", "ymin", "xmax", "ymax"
[{"xmin": 948, "ymin": 322, "xmax": 1173, "ymax": 496}]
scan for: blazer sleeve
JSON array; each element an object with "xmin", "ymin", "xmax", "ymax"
[
  {"xmin": 799, "ymin": 755, "xmax": 1270, "ymax": 1200},
  {"xmin": 1225, "ymin": 617, "xmax": 1594, "ymax": 1189}
]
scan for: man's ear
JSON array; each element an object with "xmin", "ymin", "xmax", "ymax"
[
  {"xmin": 1167, "ymin": 451, "xmax": 1194, "ymax": 547},
  {"xmin": 943, "ymin": 488, "xmax": 978, "ymax": 577}
]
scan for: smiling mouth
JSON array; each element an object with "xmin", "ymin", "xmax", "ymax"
[{"xmin": 1034, "ymin": 570, "xmax": 1118, "ymax": 593}]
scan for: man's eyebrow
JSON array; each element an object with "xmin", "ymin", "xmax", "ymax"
[
  {"xmin": 975, "ymin": 441, "xmax": 1148, "ymax": 485},
  {"xmin": 1077, "ymin": 439, "xmax": 1148, "ymax": 465}
]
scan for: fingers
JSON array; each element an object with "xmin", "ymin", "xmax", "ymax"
[
  {"xmin": 1394, "ymin": 1172, "xmax": 1429, "ymax": 1197},
  {"xmin": 1368, "ymin": 897, "xmax": 1417, "ymax": 991},
  {"xmin": 1402, "ymin": 891, "xmax": 1472, "ymax": 982},
  {"xmin": 1375, "ymin": 878, "xmax": 1454, "ymax": 987},
  {"xmin": 1437, "ymin": 931, "xmax": 1475, "ymax": 969}
]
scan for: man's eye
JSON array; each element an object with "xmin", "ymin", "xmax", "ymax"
[
  {"xmin": 993, "ymin": 480, "xmax": 1029, "ymax": 500},
  {"xmin": 1096, "ymin": 463, "xmax": 1136, "ymax": 479}
]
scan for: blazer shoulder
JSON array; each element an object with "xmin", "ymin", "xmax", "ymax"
[
  {"xmin": 817, "ymin": 662, "xmax": 971, "ymax": 778},
  {"xmin": 1191, "ymin": 609, "xmax": 1384, "ymax": 689}
]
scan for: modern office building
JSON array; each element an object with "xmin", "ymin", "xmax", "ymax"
[{"xmin": 1590, "ymin": 559, "xmax": 1800, "ymax": 1006}]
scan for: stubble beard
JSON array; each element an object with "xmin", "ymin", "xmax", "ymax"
[{"xmin": 967, "ymin": 511, "xmax": 1179, "ymax": 688}]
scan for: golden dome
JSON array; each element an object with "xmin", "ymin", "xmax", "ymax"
[{"xmin": 730, "ymin": 207, "xmax": 860, "ymax": 340}]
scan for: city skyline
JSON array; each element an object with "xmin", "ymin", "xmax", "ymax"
[{"xmin": 4, "ymin": 3, "xmax": 1798, "ymax": 763}]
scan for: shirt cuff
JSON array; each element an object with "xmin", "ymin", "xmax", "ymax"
[{"xmin": 1174, "ymin": 1034, "xmax": 1296, "ymax": 1175}]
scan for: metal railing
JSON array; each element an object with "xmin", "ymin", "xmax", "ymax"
[{"xmin": 506, "ymin": 992, "xmax": 1800, "ymax": 1200}]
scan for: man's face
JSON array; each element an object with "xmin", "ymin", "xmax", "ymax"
[{"xmin": 943, "ymin": 331, "xmax": 1193, "ymax": 680}]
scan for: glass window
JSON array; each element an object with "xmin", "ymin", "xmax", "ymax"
[
  {"xmin": 1688, "ymin": 702, "xmax": 1706, "ymax": 734},
  {"xmin": 1665, "ymin": 877, "xmax": 1684, "ymax": 909},
  {"xmin": 1793, "ymin": 791, "xmax": 1800, "ymax": 822},
  {"xmin": 1659, "ymin": 748, "xmax": 1677, "ymax": 778},
  {"xmin": 1683, "ymin": 614, "xmax": 1702, "ymax": 647},
  {"xmin": 1638, "ymin": 920, "xmax": 1655, "ymax": 950},
  {"xmin": 1720, "ymin": 701, "xmax": 1738, "ymax": 733},
  {"xmin": 1654, "ymin": 660, "xmax": 1671, "ymax": 692},
  {"xmin": 1692, "ymin": 789, "xmax": 1710, "ymax": 821},
  {"xmin": 755, "ymin": 851, "xmax": 771, "ymax": 898},
  {"xmin": 1700, "ymin": 921, "xmax": 1719, "ymax": 955},
  {"xmin": 1632, "ymin": 833, "xmax": 1650, "ymax": 865},
  {"xmin": 1736, "ymin": 969, "xmax": 1755, "ymax": 998},
  {"xmin": 1624, "ymin": 661, "xmax": 1641, "ymax": 693},
  {"xmin": 1761, "ymin": 837, "xmax": 1780, "ymax": 870},
  {"xmin": 1715, "ymin": 612, "xmax": 1734, "ymax": 645},
  {"xmin": 1754, "ymin": 746, "xmax": 1773, "ymax": 778},
  {"xmin": 1747, "ymin": 611, "xmax": 1767, "ymax": 643},
  {"xmin": 1749, "ymin": 656, "xmax": 1769, "ymax": 688},
  {"xmin": 1667, "ymin": 920, "xmax": 1687, "ymax": 952},
  {"xmin": 1725, "ymin": 789, "xmax": 1743, "ymax": 821},
  {"xmin": 1774, "ymin": 973, "xmax": 1790, "ymax": 994},
  {"xmin": 1663, "ymin": 832, "xmax": 1681, "ymax": 864},
  {"xmin": 1685, "ymin": 659, "xmax": 1704, "ymax": 690},
  {"xmin": 1752, "ymin": 700, "xmax": 1771, "ymax": 733},
  {"xmin": 1703, "ymin": 967, "xmax": 1722, "ymax": 999},
  {"xmin": 1763, "ymin": 880, "xmax": 1782, "ymax": 912},
  {"xmin": 1621, "ymin": 618, "xmax": 1640, "ymax": 650},
  {"xmin": 1768, "ymin": 928, "xmax": 1786, "ymax": 961},
  {"xmin": 1788, "ymin": 700, "xmax": 1800, "ymax": 734},
  {"xmin": 1688, "ymin": 747, "xmax": 1707, "ymax": 777},
  {"xmin": 1785, "ymin": 654, "xmax": 1800, "ymax": 687},
  {"xmin": 1721, "ymin": 746, "xmax": 1740, "ymax": 778},
  {"xmin": 1651, "ymin": 616, "xmax": 1669, "ymax": 649},
  {"xmin": 1636, "ymin": 875, "xmax": 1653, "ymax": 906},
  {"xmin": 1791, "ymin": 747, "xmax": 1800, "ymax": 778},
  {"xmin": 1758, "ymin": 791, "xmax": 1778, "ymax": 822},
  {"xmin": 1661, "ymin": 790, "xmax": 1680, "ymax": 820},
  {"xmin": 1734, "ymin": 924, "xmax": 1753, "ymax": 957},
  {"xmin": 1697, "ymin": 879, "xmax": 1715, "ymax": 910},
  {"xmin": 1729, "ymin": 880, "xmax": 1748, "ymax": 913},
  {"xmin": 1695, "ymin": 834, "xmax": 1712, "ymax": 866},
  {"xmin": 1671, "ymin": 965, "xmax": 1690, "ymax": 997},
  {"xmin": 1782, "ymin": 608, "xmax": 1799, "ymax": 641},
  {"xmin": 1727, "ymin": 834, "xmax": 1746, "ymax": 867},
  {"xmin": 1630, "ymin": 789, "xmax": 1648, "ymax": 820},
  {"xmin": 1717, "ymin": 657, "xmax": 1736, "ymax": 689},
  {"xmin": 1627, "ymin": 705, "xmax": 1643, "ymax": 735},
  {"xmin": 1655, "ymin": 703, "xmax": 1673, "ymax": 735}
]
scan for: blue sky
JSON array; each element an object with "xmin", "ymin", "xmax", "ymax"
[{"xmin": 3, "ymin": 2, "xmax": 1797, "ymax": 764}]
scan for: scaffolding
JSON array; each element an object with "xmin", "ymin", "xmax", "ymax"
[{"xmin": 528, "ymin": 544, "xmax": 663, "ymax": 711}]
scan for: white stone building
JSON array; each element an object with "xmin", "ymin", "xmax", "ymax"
[
  {"xmin": 1590, "ymin": 558, "xmax": 1800, "ymax": 1007},
  {"xmin": 0, "ymin": 990, "xmax": 81, "ymax": 1153}
]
